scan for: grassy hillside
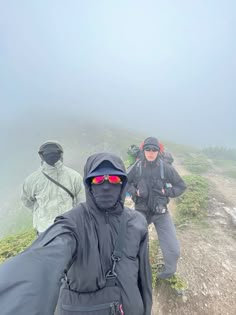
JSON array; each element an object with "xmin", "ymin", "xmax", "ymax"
[
  {"xmin": 202, "ymin": 146, "xmax": 236, "ymax": 179},
  {"xmin": 1, "ymin": 124, "xmax": 235, "ymax": 264},
  {"xmin": 0, "ymin": 144, "xmax": 210, "ymax": 265}
]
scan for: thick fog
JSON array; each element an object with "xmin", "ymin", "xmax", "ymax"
[{"xmin": 1, "ymin": 0, "xmax": 235, "ymax": 149}]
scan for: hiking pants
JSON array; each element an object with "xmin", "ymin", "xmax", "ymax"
[{"xmin": 152, "ymin": 212, "xmax": 180, "ymax": 279}]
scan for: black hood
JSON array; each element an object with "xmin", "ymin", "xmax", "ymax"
[{"xmin": 83, "ymin": 152, "xmax": 127, "ymax": 213}]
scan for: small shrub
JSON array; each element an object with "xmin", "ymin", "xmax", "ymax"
[
  {"xmin": 157, "ymin": 273, "xmax": 188, "ymax": 293},
  {"xmin": 175, "ymin": 175, "xmax": 209, "ymax": 225}
]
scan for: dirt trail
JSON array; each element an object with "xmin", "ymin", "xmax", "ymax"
[{"xmin": 151, "ymin": 160, "xmax": 236, "ymax": 315}]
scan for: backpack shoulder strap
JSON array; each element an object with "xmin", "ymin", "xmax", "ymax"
[
  {"xmin": 159, "ymin": 158, "xmax": 165, "ymax": 180},
  {"xmin": 42, "ymin": 171, "xmax": 75, "ymax": 200},
  {"xmin": 137, "ymin": 160, "xmax": 142, "ymax": 177},
  {"xmin": 112, "ymin": 211, "xmax": 127, "ymax": 259},
  {"xmin": 127, "ymin": 159, "xmax": 141, "ymax": 175},
  {"xmin": 106, "ymin": 211, "xmax": 127, "ymax": 279}
]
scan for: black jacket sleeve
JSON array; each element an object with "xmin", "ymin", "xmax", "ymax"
[
  {"xmin": 165, "ymin": 165, "xmax": 186, "ymax": 198},
  {"xmin": 0, "ymin": 231, "xmax": 76, "ymax": 315},
  {"xmin": 138, "ymin": 231, "xmax": 153, "ymax": 315}
]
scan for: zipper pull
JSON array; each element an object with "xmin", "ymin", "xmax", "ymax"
[
  {"xmin": 110, "ymin": 303, "xmax": 115, "ymax": 314},
  {"xmin": 110, "ymin": 302, "xmax": 120, "ymax": 314}
]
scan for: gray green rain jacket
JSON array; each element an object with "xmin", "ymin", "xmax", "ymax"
[
  {"xmin": 0, "ymin": 153, "xmax": 152, "ymax": 315},
  {"xmin": 21, "ymin": 160, "xmax": 85, "ymax": 232}
]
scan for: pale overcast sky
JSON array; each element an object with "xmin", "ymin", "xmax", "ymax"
[{"xmin": 0, "ymin": 0, "xmax": 235, "ymax": 147}]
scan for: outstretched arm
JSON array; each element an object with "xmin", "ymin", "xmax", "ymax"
[{"xmin": 0, "ymin": 233, "xmax": 76, "ymax": 315}]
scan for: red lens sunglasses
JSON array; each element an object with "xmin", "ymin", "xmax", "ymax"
[{"xmin": 91, "ymin": 175, "xmax": 122, "ymax": 185}]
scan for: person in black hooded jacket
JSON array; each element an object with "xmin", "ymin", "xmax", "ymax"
[
  {"xmin": 0, "ymin": 152, "xmax": 152, "ymax": 315},
  {"xmin": 127, "ymin": 137, "xmax": 186, "ymax": 280}
]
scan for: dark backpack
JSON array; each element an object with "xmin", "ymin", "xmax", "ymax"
[
  {"xmin": 127, "ymin": 144, "xmax": 140, "ymax": 159},
  {"xmin": 162, "ymin": 151, "xmax": 174, "ymax": 165}
]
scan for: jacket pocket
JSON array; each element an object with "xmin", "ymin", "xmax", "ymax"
[{"xmin": 59, "ymin": 286, "xmax": 123, "ymax": 315}]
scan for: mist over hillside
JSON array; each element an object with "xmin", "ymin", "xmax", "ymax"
[
  {"xmin": 0, "ymin": 113, "xmax": 146, "ymax": 238},
  {"xmin": 1, "ymin": 107, "xmax": 235, "ymax": 238}
]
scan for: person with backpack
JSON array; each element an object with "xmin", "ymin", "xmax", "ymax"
[
  {"xmin": 127, "ymin": 137, "xmax": 186, "ymax": 280},
  {"xmin": 0, "ymin": 152, "xmax": 152, "ymax": 315},
  {"xmin": 21, "ymin": 140, "xmax": 85, "ymax": 233}
]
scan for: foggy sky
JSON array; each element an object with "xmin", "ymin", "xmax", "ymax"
[{"xmin": 0, "ymin": 0, "xmax": 235, "ymax": 147}]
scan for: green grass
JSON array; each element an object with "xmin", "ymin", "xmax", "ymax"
[
  {"xmin": 0, "ymin": 229, "xmax": 36, "ymax": 263},
  {"xmin": 0, "ymin": 206, "xmax": 33, "ymax": 240},
  {"xmin": 164, "ymin": 141, "xmax": 199, "ymax": 156},
  {"xmin": 184, "ymin": 154, "xmax": 211, "ymax": 174},
  {"xmin": 202, "ymin": 146, "xmax": 236, "ymax": 160},
  {"xmin": 149, "ymin": 239, "xmax": 160, "ymax": 285},
  {"xmin": 214, "ymin": 159, "xmax": 236, "ymax": 180}
]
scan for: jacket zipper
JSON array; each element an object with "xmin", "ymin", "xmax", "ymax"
[
  {"xmin": 62, "ymin": 301, "xmax": 118, "ymax": 312},
  {"xmin": 105, "ymin": 211, "xmax": 109, "ymax": 224}
]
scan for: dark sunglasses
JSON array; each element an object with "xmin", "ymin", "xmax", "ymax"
[
  {"xmin": 144, "ymin": 146, "xmax": 159, "ymax": 152},
  {"xmin": 91, "ymin": 175, "xmax": 122, "ymax": 185}
]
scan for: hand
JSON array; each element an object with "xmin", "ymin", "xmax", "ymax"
[{"xmin": 136, "ymin": 189, "xmax": 140, "ymax": 197}]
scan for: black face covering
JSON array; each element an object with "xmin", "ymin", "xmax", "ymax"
[
  {"xmin": 91, "ymin": 181, "xmax": 122, "ymax": 210},
  {"xmin": 42, "ymin": 152, "xmax": 61, "ymax": 166}
]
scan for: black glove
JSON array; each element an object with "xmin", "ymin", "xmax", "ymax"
[{"xmin": 164, "ymin": 187, "xmax": 175, "ymax": 198}]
